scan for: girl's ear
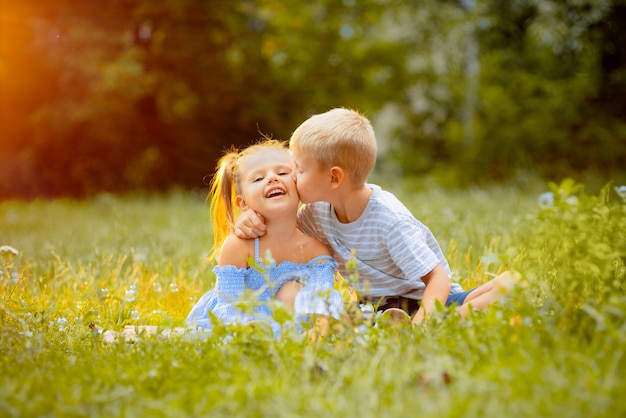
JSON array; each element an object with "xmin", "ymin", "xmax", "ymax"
[
  {"xmin": 329, "ymin": 166, "xmax": 344, "ymax": 189},
  {"xmin": 236, "ymin": 196, "xmax": 248, "ymax": 210}
]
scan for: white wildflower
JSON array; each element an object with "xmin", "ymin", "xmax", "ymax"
[{"xmin": 0, "ymin": 245, "xmax": 19, "ymax": 257}]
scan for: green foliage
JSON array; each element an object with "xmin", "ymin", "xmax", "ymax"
[
  {"xmin": 387, "ymin": 0, "xmax": 626, "ymax": 183},
  {"xmin": 1, "ymin": 1, "xmax": 625, "ymax": 197},
  {"xmin": 1, "ymin": 1, "xmax": 299, "ymax": 197},
  {"xmin": 1, "ymin": 183, "xmax": 626, "ymax": 416},
  {"xmin": 508, "ymin": 179, "xmax": 626, "ymax": 308},
  {"xmin": 0, "ymin": 190, "xmax": 212, "ymax": 329},
  {"xmin": 497, "ymin": 178, "xmax": 626, "ymax": 351}
]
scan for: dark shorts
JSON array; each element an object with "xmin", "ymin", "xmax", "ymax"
[{"xmin": 374, "ymin": 288, "xmax": 476, "ymax": 316}]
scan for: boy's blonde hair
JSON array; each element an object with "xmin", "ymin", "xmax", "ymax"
[
  {"xmin": 207, "ymin": 138, "xmax": 288, "ymax": 261},
  {"xmin": 290, "ymin": 108, "xmax": 377, "ymax": 185}
]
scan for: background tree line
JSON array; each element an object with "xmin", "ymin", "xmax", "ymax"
[{"xmin": 1, "ymin": 0, "xmax": 624, "ymax": 198}]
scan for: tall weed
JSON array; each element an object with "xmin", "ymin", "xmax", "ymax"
[{"xmin": 504, "ymin": 179, "xmax": 626, "ymax": 337}]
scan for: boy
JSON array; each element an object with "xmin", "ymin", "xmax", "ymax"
[{"xmin": 236, "ymin": 108, "xmax": 516, "ymax": 325}]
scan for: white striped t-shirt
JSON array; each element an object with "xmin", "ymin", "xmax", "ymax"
[{"xmin": 297, "ymin": 184, "xmax": 464, "ymax": 300}]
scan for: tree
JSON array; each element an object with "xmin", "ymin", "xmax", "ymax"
[{"xmin": 1, "ymin": 0, "xmax": 624, "ymax": 198}]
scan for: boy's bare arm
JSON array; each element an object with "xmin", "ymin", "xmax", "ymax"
[
  {"xmin": 234, "ymin": 210, "xmax": 267, "ymax": 239},
  {"xmin": 412, "ymin": 264, "xmax": 451, "ymax": 325}
]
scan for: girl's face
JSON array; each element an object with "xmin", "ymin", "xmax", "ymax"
[{"xmin": 236, "ymin": 148, "xmax": 299, "ymax": 217}]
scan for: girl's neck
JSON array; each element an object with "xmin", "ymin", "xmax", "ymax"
[
  {"xmin": 262, "ymin": 216, "xmax": 299, "ymax": 241},
  {"xmin": 256, "ymin": 216, "xmax": 304, "ymax": 265}
]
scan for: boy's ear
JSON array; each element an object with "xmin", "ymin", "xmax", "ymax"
[
  {"xmin": 236, "ymin": 196, "xmax": 248, "ymax": 210},
  {"xmin": 329, "ymin": 166, "xmax": 344, "ymax": 189}
]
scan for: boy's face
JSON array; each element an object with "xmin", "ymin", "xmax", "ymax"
[{"xmin": 291, "ymin": 148, "xmax": 330, "ymax": 204}]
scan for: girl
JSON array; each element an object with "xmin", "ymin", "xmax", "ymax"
[{"xmin": 186, "ymin": 139, "xmax": 343, "ymax": 338}]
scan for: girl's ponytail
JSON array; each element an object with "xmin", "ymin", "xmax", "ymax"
[{"xmin": 207, "ymin": 151, "xmax": 238, "ymax": 261}]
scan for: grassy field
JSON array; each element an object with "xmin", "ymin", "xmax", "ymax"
[{"xmin": 1, "ymin": 179, "xmax": 625, "ymax": 417}]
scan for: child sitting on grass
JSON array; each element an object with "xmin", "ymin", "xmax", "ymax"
[
  {"xmin": 186, "ymin": 138, "xmax": 343, "ymax": 339},
  {"xmin": 235, "ymin": 108, "xmax": 518, "ymax": 325}
]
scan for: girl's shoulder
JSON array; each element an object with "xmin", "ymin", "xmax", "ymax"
[
  {"xmin": 296, "ymin": 231, "xmax": 333, "ymax": 263},
  {"xmin": 217, "ymin": 234, "xmax": 254, "ymax": 268}
]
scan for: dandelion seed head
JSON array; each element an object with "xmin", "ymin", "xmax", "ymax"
[
  {"xmin": 124, "ymin": 287, "xmax": 137, "ymax": 302},
  {"xmin": 480, "ymin": 253, "xmax": 499, "ymax": 265},
  {"xmin": 538, "ymin": 192, "xmax": 554, "ymax": 208},
  {"xmin": 56, "ymin": 317, "xmax": 69, "ymax": 331}
]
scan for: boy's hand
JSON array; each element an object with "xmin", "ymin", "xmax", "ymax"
[{"xmin": 234, "ymin": 210, "xmax": 267, "ymax": 239}]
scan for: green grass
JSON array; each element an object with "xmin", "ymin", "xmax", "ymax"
[{"xmin": 1, "ymin": 181, "xmax": 625, "ymax": 417}]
